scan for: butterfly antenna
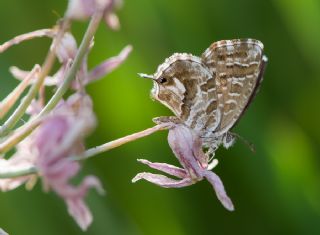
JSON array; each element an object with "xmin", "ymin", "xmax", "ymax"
[
  {"xmin": 138, "ymin": 73, "xmax": 154, "ymax": 79},
  {"xmin": 231, "ymin": 132, "xmax": 256, "ymax": 154}
]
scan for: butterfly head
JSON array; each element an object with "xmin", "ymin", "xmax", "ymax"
[{"xmin": 139, "ymin": 53, "xmax": 210, "ymax": 118}]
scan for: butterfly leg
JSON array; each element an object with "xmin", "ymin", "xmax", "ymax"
[{"xmin": 152, "ymin": 116, "xmax": 181, "ymax": 125}]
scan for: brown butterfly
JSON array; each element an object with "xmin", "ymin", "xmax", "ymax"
[{"xmin": 139, "ymin": 39, "xmax": 267, "ymax": 155}]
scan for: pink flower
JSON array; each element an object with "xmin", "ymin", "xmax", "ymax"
[
  {"xmin": 0, "ymin": 135, "xmax": 37, "ymax": 191},
  {"xmin": 66, "ymin": 0, "xmax": 122, "ymax": 30},
  {"xmin": 35, "ymin": 94, "xmax": 104, "ymax": 231},
  {"xmin": 132, "ymin": 121, "xmax": 234, "ymax": 211},
  {"xmin": 55, "ymin": 32, "xmax": 78, "ymax": 64},
  {"xmin": 83, "ymin": 45, "xmax": 132, "ymax": 85},
  {"xmin": 11, "ymin": 33, "xmax": 132, "ymax": 91}
]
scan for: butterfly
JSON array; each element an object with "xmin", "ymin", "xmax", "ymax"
[{"xmin": 139, "ymin": 39, "xmax": 267, "ymax": 155}]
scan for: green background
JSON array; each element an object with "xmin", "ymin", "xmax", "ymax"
[{"xmin": 1, "ymin": 0, "xmax": 320, "ymax": 234}]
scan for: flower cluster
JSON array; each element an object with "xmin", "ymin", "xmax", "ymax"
[
  {"xmin": 133, "ymin": 119, "xmax": 234, "ymax": 211},
  {"xmin": 0, "ymin": 0, "xmax": 131, "ymax": 231}
]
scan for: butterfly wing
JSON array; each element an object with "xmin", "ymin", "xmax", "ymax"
[{"xmin": 201, "ymin": 39, "xmax": 266, "ymax": 136}]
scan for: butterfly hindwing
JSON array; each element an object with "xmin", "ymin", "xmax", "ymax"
[{"xmin": 201, "ymin": 39, "xmax": 265, "ymax": 136}]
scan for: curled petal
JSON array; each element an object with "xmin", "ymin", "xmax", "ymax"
[
  {"xmin": 35, "ymin": 94, "xmax": 101, "ymax": 230},
  {"xmin": 9, "ymin": 65, "xmax": 40, "ymax": 81},
  {"xmin": 10, "ymin": 60, "xmax": 73, "ymax": 88},
  {"xmin": 167, "ymin": 124, "xmax": 201, "ymax": 178},
  {"xmin": 85, "ymin": 45, "xmax": 132, "ymax": 85},
  {"xmin": 45, "ymin": 60, "xmax": 73, "ymax": 87},
  {"xmin": 0, "ymin": 65, "xmax": 40, "ymax": 119},
  {"xmin": 65, "ymin": 176, "xmax": 105, "ymax": 231},
  {"xmin": 137, "ymin": 123, "xmax": 234, "ymax": 211},
  {"xmin": 132, "ymin": 172, "xmax": 193, "ymax": 188},
  {"xmin": 137, "ymin": 159, "xmax": 187, "ymax": 178},
  {"xmin": 0, "ymin": 135, "xmax": 37, "ymax": 191},
  {"xmin": 104, "ymin": 13, "xmax": 120, "ymax": 30},
  {"xmin": 66, "ymin": 0, "xmax": 96, "ymax": 21},
  {"xmin": 67, "ymin": 198, "xmax": 93, "ymax": 231},
  {"xmin": 66, "ymin": 0, "xmax": 115, "ymax": 21},
  {"xmin": 203, "ymin": 171, "xmax": 234, "ymax": 211},
  {"xmin": 55, "ymin": 33, "xmax": 77, "ymax": 63}
]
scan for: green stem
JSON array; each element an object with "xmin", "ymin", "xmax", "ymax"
[
  {"xmin": 0, "ymin": 12, "xmax": 103, "ymax": 154},
  {"xmin": 39, "ymin": 11, "xmax": 103, "ymax": 115},
  {"xmin": 0, "ymin": 166, "xmax": 37, "ymax": 179}
]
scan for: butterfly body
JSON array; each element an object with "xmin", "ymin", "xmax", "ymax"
[{"xmin": 140, "ymin": 39, "xmax": 267, "ymax": 153}]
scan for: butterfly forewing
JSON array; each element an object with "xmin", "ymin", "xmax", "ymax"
[{"xmin": 201, "ymin": 39, "xmax": 265, "ymax": 136}]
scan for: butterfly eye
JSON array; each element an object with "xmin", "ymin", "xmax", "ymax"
[{"xmin": 158, "ymin": 77, "xmax": 167, "ymax": 84}]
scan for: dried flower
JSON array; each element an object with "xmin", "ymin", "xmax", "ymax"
[
  {"xmin": 35, "ymin": 93, "xmax": 104, "ymax": 230},
  {"xmin": 132, "ymin": 123, "xmax": 234, "ymax": 211}
]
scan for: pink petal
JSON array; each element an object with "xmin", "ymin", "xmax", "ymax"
[
  {"xmin": 203, "ymin": 171, "xmax": 234, "ymax": 211},
  {"xmin": 64, "ymin": 176, "xmax": 104, "ymax": 231},
  {"xmin": 66, "ymin": 198, "xmax": 93, "ymax": 231},
  {"xmin": 0, "ymin": 135, "xmax": 37, "ymax": 191},
  {"xmin": 132, "ymin": 172, "xmax": 193, "ymax": 188},
  {"xmin": 34, "ymin": 94, "xmax": 102, "ymax": 230},
  {"xmin": 137, "ymin": 159, "xmax": 187, "ymax": 178},
  {"xmin": 104, "ymin": 13, "xmax": 120, "ymax": 30},
  {"xmin": 66, "ymin": 0, "xmax": 95, "ymax": 21},
  {"xmin": 86, "ymin": 45, "xmax": 132, "ymax": 84},
  {"xmin": 55, "ymin": 33, "xmax": 77, "ymax": 63}
]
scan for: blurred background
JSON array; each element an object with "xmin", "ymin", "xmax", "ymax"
[{"xmin": 1, "ymin": 0, "xmax": 320, "ymax": 234}]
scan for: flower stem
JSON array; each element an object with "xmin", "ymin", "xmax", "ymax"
[
  {"xmin": 0, "ymin": 124, "xmax": 171, "ymax": 179},
  {"xmin": 0, "ymin": 12, "xmax": 103, "ymax": 154},
  {"xmin": 78, "ymin": 123, "xmax": 171, "ymax": 160},
  {"xmin": 39, "ymin": 11, "xmax": 103, "ymax": 115},
  {"xmin": 0, "ymin": 166, "xmax": 37, "ymax": 179}
]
